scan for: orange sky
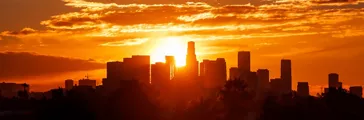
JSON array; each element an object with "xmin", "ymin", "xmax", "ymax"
[{"xmin": 1, "ymin": 0, "xmax": 364, "ymax": 89}]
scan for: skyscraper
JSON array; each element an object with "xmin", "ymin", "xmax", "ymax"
[
  {"xmin": 186, "ymin": 41, "xmax": 198, "ymax": 80},
  {"xmin": 229, "ymin": 67, "xmax": 239, "ymax": 80},
  {"xmin": 270, "ymin": 78, "xmax": 283, "ymax": 95},
  {"xmin": 257, "ymin": 69, "xmax": 269, "ymax": 91},
  {"xmin": 297, "ymin": 82, "xmax": 309, "ymax": 97},
  {"xmin": 200, "ymin": 58, "xmax": 227, "ymax": 89},
  {"xmin": 281, "ymin": 59, "xmax": 292, "ymax": 93},
  {"xmin": 165, "ymin": 56, "xmax": 176, "ymax": 80},
  {"xmin": 106, "ymin": 61, "xmax": 124, "ymax": 81},
  {"xmin": 65, "ymin": 79, "xmax": 74, "ymax": 90},
  {"xmin": 124, "ymin": 55, "xmax": 151, "ymax": 84},
  {"xmin": 238, "ymin": 51, "xmax": 251, "ymax": 72},
  {"xmin": 349, "ymin": 86, "xmax": 363, "ymax": 98},
  {"xmin": 151, "ymin": 62, "xmax": 170, "ymax": 90},
  {"xmin": 328, "ymin": 73, "xmax": 339, "ymax": 88}
]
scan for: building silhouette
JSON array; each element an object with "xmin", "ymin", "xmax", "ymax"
[
  {"xmin": 297, "ymin": 82, "xmax": 309, "ymax": 97},
  {"xmin": 281, "ymin": 59, "xmax": 292, "ymax": 93},
  {"xmin": 79, "ymin": 78, "xmax": 97, "ymax": 88},
  {"xmin": 328, "ymin": 73, "xmax": 339, "ymax": 88},
  {"xmin": 270, "ymin": 78, "xmax": 283, "ymax": 95},
  {"xmin": 186, "ymin": 41, "xmax": 199, "ymax": 80},
  {"xmin": 165, "ymin": 56, "xmax": 176, "ymax": 80},
  {"xmin": 238, "ymin": 51, "xmax": 251, "ymax": 80},
  {"xmin": 0, "ymin": 82, "xmax": 27, "ymax": 98},
  {"xmin": 247, "ymin": 72, "xmax": 258, "ymax": 91},
  {"xmin": 238, "ymin": 51, "xmax": 250, "ymax": 72},
  {"xmin": 123, "ymin": 55, "xmax": 151, "ymax": 84},
  {"xmin": 349, "ymin": 86, "xmax": 362, "ymax": 98},
  {"xmin": 229, "ymin": 67, "xmax": 239, "ymax": 80},
  {"xmin": 151, "ymin": 62, "xmax": 170, "ymax": 90},
  {"xmin": 65, "ymin": 79, "xmax": 74, "ymax": 90},
  {"xmin": 200, "ymin": 58, "xmax": 227, "ymax": 89},
  {"xmin": 257, "ymin": 69, "xmax": 270, "ymax": 92}
]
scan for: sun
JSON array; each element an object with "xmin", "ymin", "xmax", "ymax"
[{"xmin": 151, "ymin": 37, "xmax": 187, "ymax": 67}]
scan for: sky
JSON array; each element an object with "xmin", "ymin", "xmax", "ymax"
[{"xmin": 1, "ymin": 0, "xmax": 364, "ymax": 89}]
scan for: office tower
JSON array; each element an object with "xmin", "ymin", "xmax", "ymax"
[
  {"xmin": 186, "ymin": 41, "xmax": 199, "ymax": 80},
  {"xmin": 328, "ymin": 73, "xmax": 339, "ymax": 88},
  {"xmin": 229, "ymin": 67, "xmax": 239, "ymax": 80},
  {"xmin": 65, "ymin": 79, "xmax": 74, "ymax": 90},
  {"xmin": 151, "ymin": 62, "xmax": 170, "ymax": 89},
  {"xmin": 238, "ymin": 51, "xmax": 251, "ymax": 72},
  {"xmin": 349, "ymin": 86, "xmax": 363, "ymax": 98},
  {"xmin": 106, "ymin": 61, "xmax": 124, "ymax": 80},
  {"xmin": 201, "ymin": 58, "xmax": 227, "ymax": 89},
  {"xmin": 124, "ymin": 55, "xmax": 151, "ymax": 84},
  {"xmin": 257, "ymin": 69, "xmax": 270, "ymax": 91},
  {"xmin": 270, "ymin": 78, "xmax": 283, "ymax": 95},
  {"xmin": 281, "ymin": 59, "xmax": 292, "ymax": 93},
  {"xmin": 297, "ymin": 82, "xmax": 309, "ymax": 97},
  {"xmin": 200, "ymin": 58, "xmax": 227, "ymax": 89},
  {"xmin": 247, "ymin": 72, "xmax": 258, "ymax": 91},
  {"xmin": 165, "ymin": 56, "xmax": 176, "ymax": 80},
  {"xmin": 79, "ymin": 78, "xmax": 97, "ymax": 88}
]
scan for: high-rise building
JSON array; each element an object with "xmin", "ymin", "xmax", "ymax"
[
  {"xmin": 238, "ymin": 51, "xmax": 250, "ymax": 72},
  {"xmin": 297, "ymin": 82, "xmax": 309, "ymax": 97},
  {"xmin": 107, "ymin": 61, "xmax": 124, "ymax": 80},
  {"xmin": 257, "ymin": 69, "xmax": 270, "ymax": 92},
  {"xmin": 165, "ymin": 56, "xmax": 176, "ymax": 80},
  {"xmin": 151, "ymin": 62, "xmax": 170, "ymax": 89},
  {"xmin": 79, "ymin": 79, "xmax": 97, "ymax": 88},
  {"xmin": 349, "ymin": 86, "xmax": 362, "ymax": 98},
  {"xmin": 328, "ymin": 73, "xmax": 339, "ymax": 88},
  {"xmin": 186, "ymin": 41, "xmax": 199, "ymax": 80},
  {"xmin": 125, "ymin": 55, "xmax": 151, "ymax": 84},
  {"xmin": 65, "ymin": 79, "xmax": 74, "ymax": 90},
  {"xmin": 247, "ymin": 72, "xmax": 258, "ymax": 91},
  {"xmin": 200, "ymin": 58, "xmax": 227, "ymax": 89},
  {"xmin": 229, "ymin": 67, "xmax": 240, "ymax": 80},
  {"xmin": 270, "ymin": 78, "xmax": 283, "ymax": 95},
  {"xmin": 281, "ymin": 59, "xmax": 292, "ymax": 93}
]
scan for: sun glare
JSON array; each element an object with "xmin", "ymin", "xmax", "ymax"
[{"xmin": 151, "ymin": 37, "xmax": 187, "ymax": 67}]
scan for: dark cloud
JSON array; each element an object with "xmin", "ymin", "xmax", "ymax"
[
  {"xmin": 0, "ymin": 52, "xmax": 104, "ymax": 78},
  {"xmin": 0, "ymin": 0, "xmax": 79, "ymax": 32}
]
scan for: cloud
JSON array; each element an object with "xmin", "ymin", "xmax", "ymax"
[
  {"xmin": 0, "ymin": 52, "xmax": 104, "ymax": 78},
  {"xmin": 100, "ymin": 38, "xmax": 149, "ymax": 46}
]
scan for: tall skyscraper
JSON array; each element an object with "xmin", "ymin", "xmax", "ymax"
[
  {"xmin": 247, "ymin": 72, "xmax": 258, "ymax": 91},
  {"xmin": 200, "ymin": 58, "xmax": 227, "ymax": 89},
  {"xmin": 238, "ymin": 51, "xmax": 251, "ymax": 72},
  {"xmin": 257, "ymin": 69, "xmax": 270, "ymax": 91},
  {"xmin": 165, "ymin": 56, "xmax": 176, "ymax": 80},
  {"xmin": 349, "ymin": 86, "xmax": 363, "ymax": 98},
  {"xmin": 281, "ymin": 59, "xmax": 292, "ymax": 93},
  {"xmin": 124, "ymin": 55, "xmax": 151, "ymax": 84},
  {"xmin": 151, "ymin": 62, "xmax": 170, "ymax": 90},
  {"xmin": 328, "ymin": 73, "xmax": 339, "ymax": 88},
  {"xmin": 65, "ymin": 79, "xmax": 74, "ymax": 90},
  {"xmin": 229, "ymin": 67, "xmax": 239, "ymax": 80},
  {"xmin": 106, "ymin": 61, "xmax": 124, "ymax": 81},
  {"xmin": 270, "ymin": 78, "xmax": 283, "ymax": 95},
  {"xmin": 186, "ymin": 41, "xmax": 198, "ymax": 80},
  {"xmin": 297, "ymin": 82, "xmax": 309, "ymax": 97}
]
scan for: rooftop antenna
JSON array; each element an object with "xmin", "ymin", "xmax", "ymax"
[{"xmin": 85, "ymin": 73, "xmax": 89, "ymax": 79}]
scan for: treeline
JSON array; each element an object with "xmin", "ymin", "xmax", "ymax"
[
  {"xmin": 0, "ymin": 80, "xmax": 364, "ymax": 120},
  {"xmin": 0, "ymin": 52, "xmax": 104, "ymax": 78}
]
